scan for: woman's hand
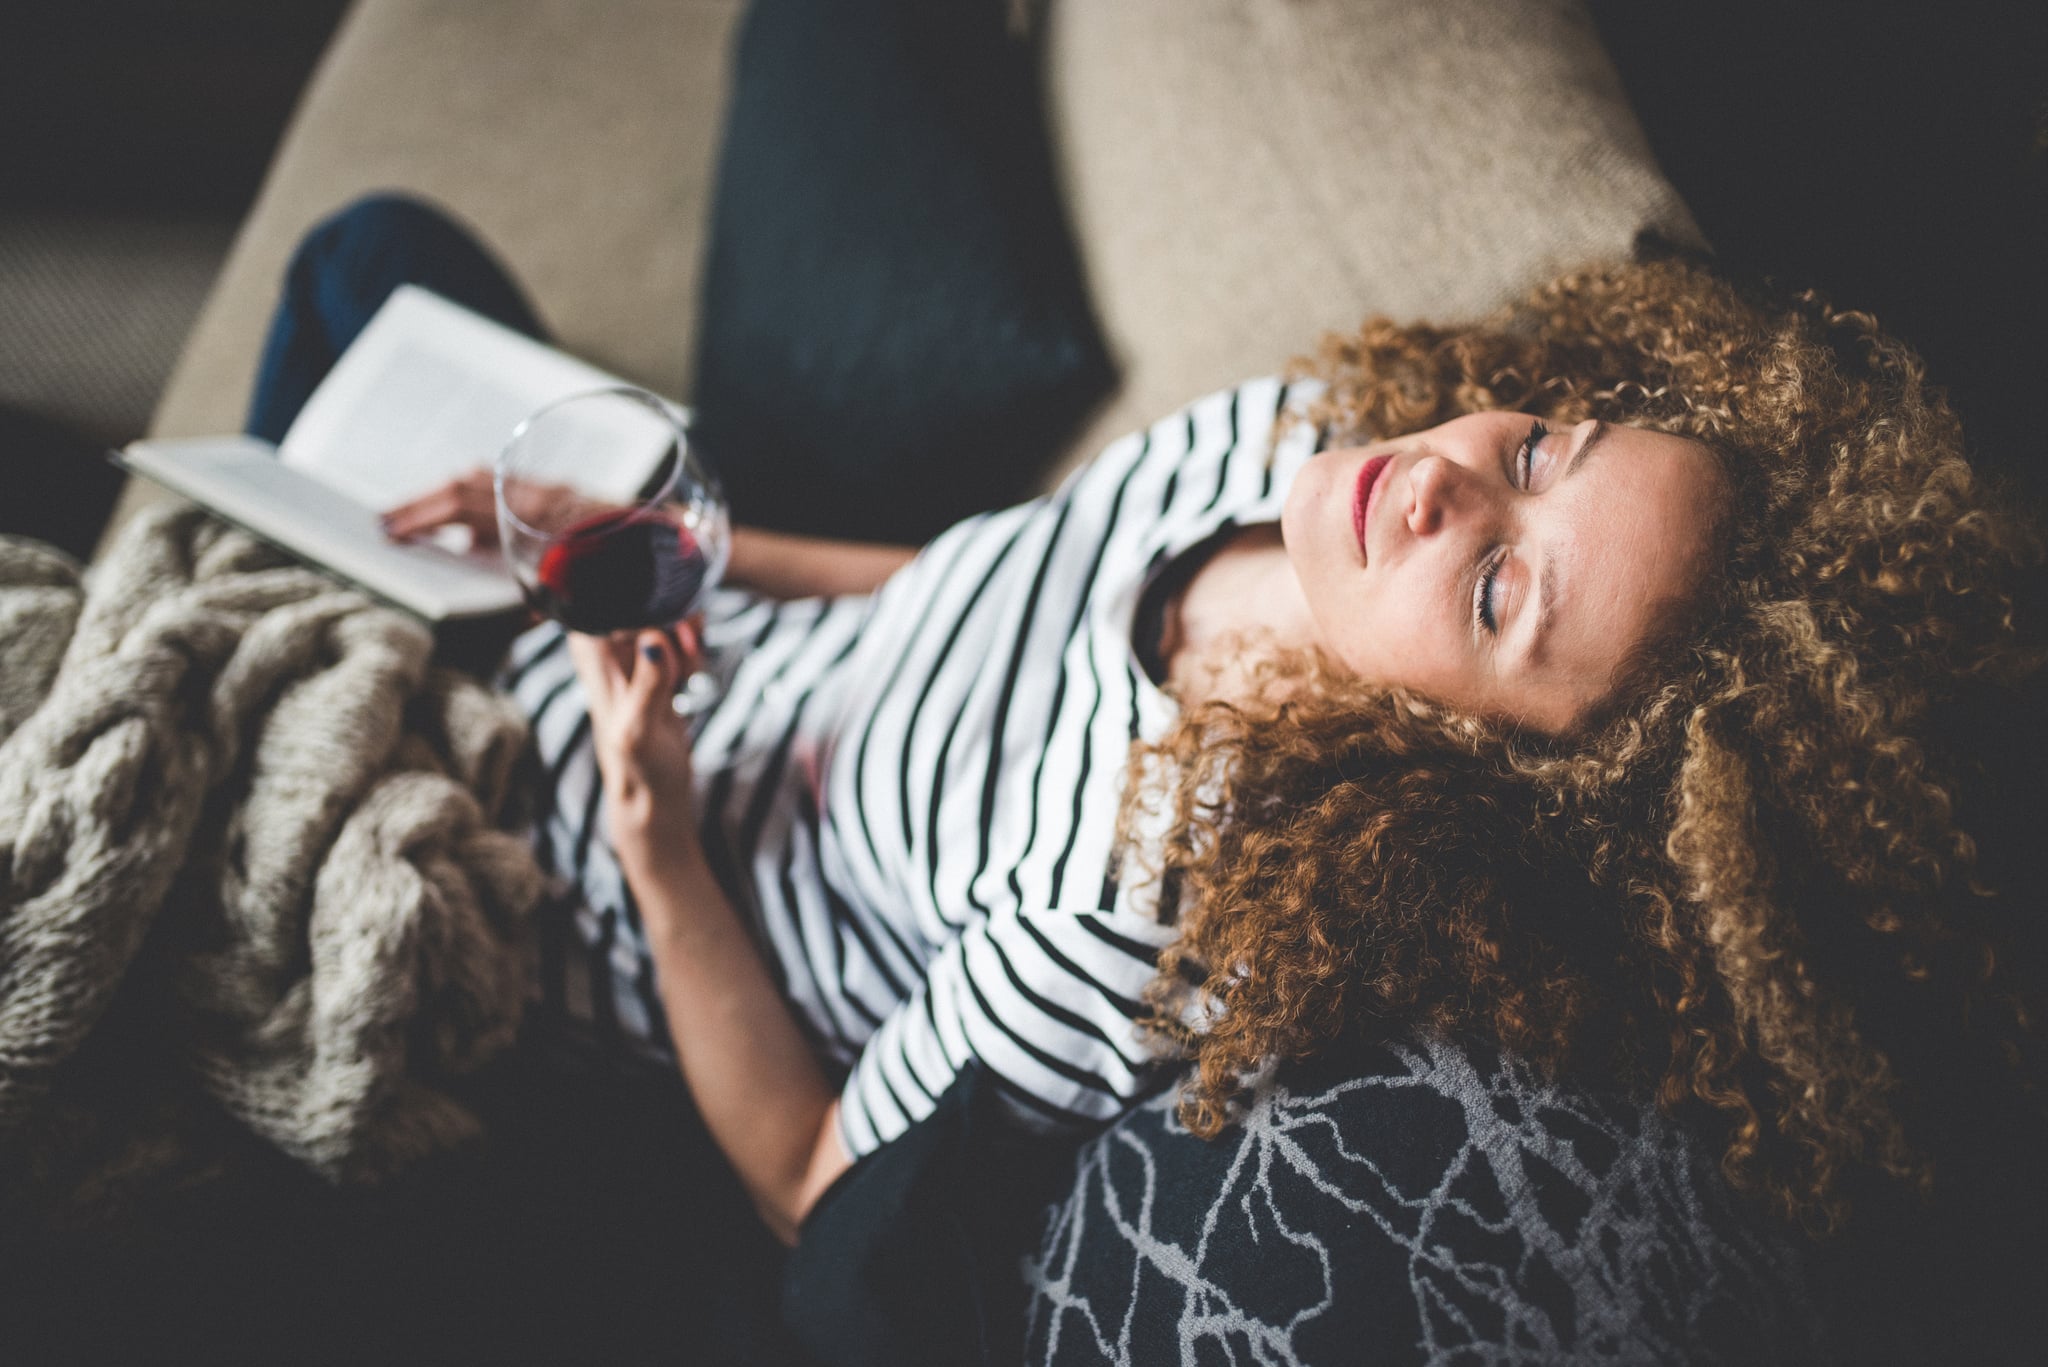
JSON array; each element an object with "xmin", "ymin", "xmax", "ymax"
[
  {"xmin": 564, "ymin": 623, "xmax": 706, "ymax": 870},
  {"xmin": 380, "ymin": 466, "xmax": 499, "ymax": 545},
  {"xmin": 566, "ymin": 621, "xmax": 853, "ymax": 1242},
  {"xmin": 380, "ymin": 467, "xmax": 607, "ymax": 548},
  {"xmin": 564, "ymin": 619, "xmax": 853, "ymax": 1240}
]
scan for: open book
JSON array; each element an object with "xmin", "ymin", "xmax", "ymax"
[{"xmin": 117, "ymin": 286, "xmax": 675, "ymax": 621}]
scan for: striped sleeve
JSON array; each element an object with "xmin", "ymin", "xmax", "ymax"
[{"xmin": 834, "ymin": 906, "xmax": 1179, "ymax": 1157}]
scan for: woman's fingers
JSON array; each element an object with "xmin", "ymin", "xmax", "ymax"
[
  {"xmin": 564, "ymin": 625, "xmax": 700, "ymax": 841},
  {"xmin": 539, "ymin": 481, "xmax": 604, "ymax": 529},
  {"xmin": 675, "ymin": 615, "xmax": 706, "ymax": 674},
  {"xmin": 603, "ymin": 630, "xmax": 640, "ymax": 682},
  {"xmin": 568, "ymin": 622, "xmax": 704, "ymax": 743},
  {"xmin": 568, "ymin": 628, "xmax": 683, "ymax": 722},
  {"xmin": 565, "ymin": 628, "xmax": 626, "ymax": 708},
  {"xmin": 380, "ymin": 467, "xmax": 498, "ymax": 544},
  {"xmin": 630, "ymin": 631, "xmax": 678, "ymax": 712}
]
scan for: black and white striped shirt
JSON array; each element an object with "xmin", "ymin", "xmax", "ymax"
[{"xmin": 506, "ymin": 377, "xmax": 1319, "ymax": 1158}]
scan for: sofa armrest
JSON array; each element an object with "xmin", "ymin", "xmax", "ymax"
[{"xmin": 107, "ymin": 0, "xmax": 743, "ymax": 549}]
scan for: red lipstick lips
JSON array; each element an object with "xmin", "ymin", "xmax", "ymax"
[{"xmin": 1353, "ymin": 453, "xmax": 1393, "ymax": 561}]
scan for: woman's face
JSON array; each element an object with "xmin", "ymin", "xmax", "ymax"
[{"xmin": 1280, "ymin": 412, "xmax": 1724, "ymax": 732}]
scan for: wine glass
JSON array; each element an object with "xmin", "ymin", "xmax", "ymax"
[{"xmin": 494, "ymin": 386, "xmax": 729, "ymax": 713}]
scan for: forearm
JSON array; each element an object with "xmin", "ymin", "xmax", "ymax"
[
  {"xmin": 623, "ymin": 843, "xmax": 852, "ymax": 1244},
  {"xmin": 723, "ymin": 525, "xmax": 918, "ymax": 600}
]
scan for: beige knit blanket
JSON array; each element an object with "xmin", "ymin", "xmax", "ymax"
[{"xmin": 0, "ymin": 506, "xmax": 542, "ymax": 1220}]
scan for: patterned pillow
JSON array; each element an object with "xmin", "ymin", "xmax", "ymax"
[{"xmin": 1022, "ymin": 1034, "xmax": 1823, "ymax": 1366}]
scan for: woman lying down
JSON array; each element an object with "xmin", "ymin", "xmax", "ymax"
[{"xmin": 384, "ymin": 248, "xmax": 2045, "ymax": 1250}]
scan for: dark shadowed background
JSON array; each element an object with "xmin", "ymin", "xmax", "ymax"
[
  {"xmin": 0, "ymin": 0, "xmax": 350, "ymax": 556},
  {"xmin": 1589, "ymin": 0, "xmax": 2048, "ymax": 504}
]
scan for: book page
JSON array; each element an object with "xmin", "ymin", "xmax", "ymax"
[
  {"xmin": 118, "ymin": 436, "xmax": 523, "ymax": 620},
  {"xmin": 278, "ymin": 285, "xmax": 671, "ymax": 510}
]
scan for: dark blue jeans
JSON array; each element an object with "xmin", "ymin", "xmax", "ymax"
[{"xmin": 246, "ymin": 194, "xmax": 546, "ymax": 442}]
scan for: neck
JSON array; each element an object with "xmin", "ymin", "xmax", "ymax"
[{"xmin": 1161, "ymin": 524, "xmax": 1317, "ymax": 699}]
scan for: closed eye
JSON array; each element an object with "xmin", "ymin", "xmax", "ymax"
[
  {"xmin": 1475, "ymin": 546, "xmax": 1509, "ymax": 634},
  {"xmin": 1474, "ymin": 418, "xmax": 1546, "ymax": 635},
  {"xmin": 1513, "ymin": 419, "xmax": 1547, "ymax": 488}
]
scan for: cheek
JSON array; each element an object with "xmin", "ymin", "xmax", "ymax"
[
  {"xmin": 1337, "ymin": 584, "xmax": 1450, "ymax": 691},
  {"xmin": 1281, "ymin": 454, "xmax": 1338, "ymax": 546},
  {"xmin": 1288, "ymin": 567, "xmax": 1355, "ymax": 673},
  {"xmin": 1282, "ymin": 467, "xmax": 1351, "ymax": 604},
  {"xmin": 1278, "ymin": 480, "xmax": 1311, "ymax": 556},
  {"xmin": 1311, "ymin": 592, "xmax": 1390, "ymax": 681}
]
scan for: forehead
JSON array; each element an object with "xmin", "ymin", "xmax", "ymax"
[{"xmin": 1526, "ymin": 425, "xmax": 1719, "ymax": 722}]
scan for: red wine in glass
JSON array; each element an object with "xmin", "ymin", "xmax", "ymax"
[
  {"xmin": 496, "ymin": 386, "xmax": 728, "ymax": 714},
  {"xmin": 530, "ymin": 507, "xmax": 708, "ymax": 636}
]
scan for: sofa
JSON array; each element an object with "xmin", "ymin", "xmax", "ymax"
[
  {"xmin": 63, "ymin": 1, "xmax": 1894, "ymax": 1363},
  {"xmin": 113, "ymin": 0, "xmax": 1697, "ymax": 536}
]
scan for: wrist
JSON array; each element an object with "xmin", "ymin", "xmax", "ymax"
[
  {"xmin": 723, "ymin": 524, "xmax": 760, "ymax": 591},
  {"xmin": 618, "ymin": 824, "xmax": 709, "ymax": 884},
  {"xmin": 622, "ymin": 846, "xmax": 738, "ymax": 955}
]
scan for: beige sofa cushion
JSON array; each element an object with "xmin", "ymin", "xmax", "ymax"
[
  {"xmin": 126, "ymin": 0, "xmax": 1695, "ymax": 542},
  {"xmin": 1041, "ymin": 0, "xmax": 1702, "ymax": 478}
]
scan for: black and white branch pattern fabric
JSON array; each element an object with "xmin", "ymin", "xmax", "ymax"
[{"xmin": 1022, "ymin": 1034, "xmax": 1822, "ymax": 1365}]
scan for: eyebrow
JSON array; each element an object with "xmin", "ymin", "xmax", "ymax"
[{"xmin": 1527, "ymin": 421, "xmax": 1610, "ymax": 665}]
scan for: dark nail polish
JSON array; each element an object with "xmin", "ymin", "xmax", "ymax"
[{"xmin": 643, "ymin": 644, "xmax": 662, "ymax": 663}]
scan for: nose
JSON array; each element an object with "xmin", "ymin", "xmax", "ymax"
[{"xmin": 1405, "ymin": 453, "xmax": 1465, "ymax": 536}]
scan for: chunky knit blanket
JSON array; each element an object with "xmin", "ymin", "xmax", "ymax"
[{"xmin": 0, "ymin": 506, "xmax": 541, "ymax": 1221}]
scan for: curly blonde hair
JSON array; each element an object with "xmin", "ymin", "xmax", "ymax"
[{"xmin": 1125, "ymin": 252, "xmax": 2048, "ymax": 1234}]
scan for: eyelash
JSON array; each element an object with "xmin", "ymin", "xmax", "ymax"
[
  {"xmin": 1475, "ymin": 549, "xmax": 1509, "ymax": 634},
  {"xmin": 1514, "ymin": 420, "xmax": 1546, "ymax": 488},
  {"xmin": 1474, "ymin": 420, "xmax": 1546, "ymax": 635}
]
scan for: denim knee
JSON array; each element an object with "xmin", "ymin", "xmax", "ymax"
[
  {"xmin": 289, "ymin": 195, "xmax": 481, "ymax": 289},
  {"xmin": 249, "ymin": 193, "xmax": 545, "ymax": 439},
  {"xmin": 284, "ymin": 193, "xmax": 531, "ymax": 326}
]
